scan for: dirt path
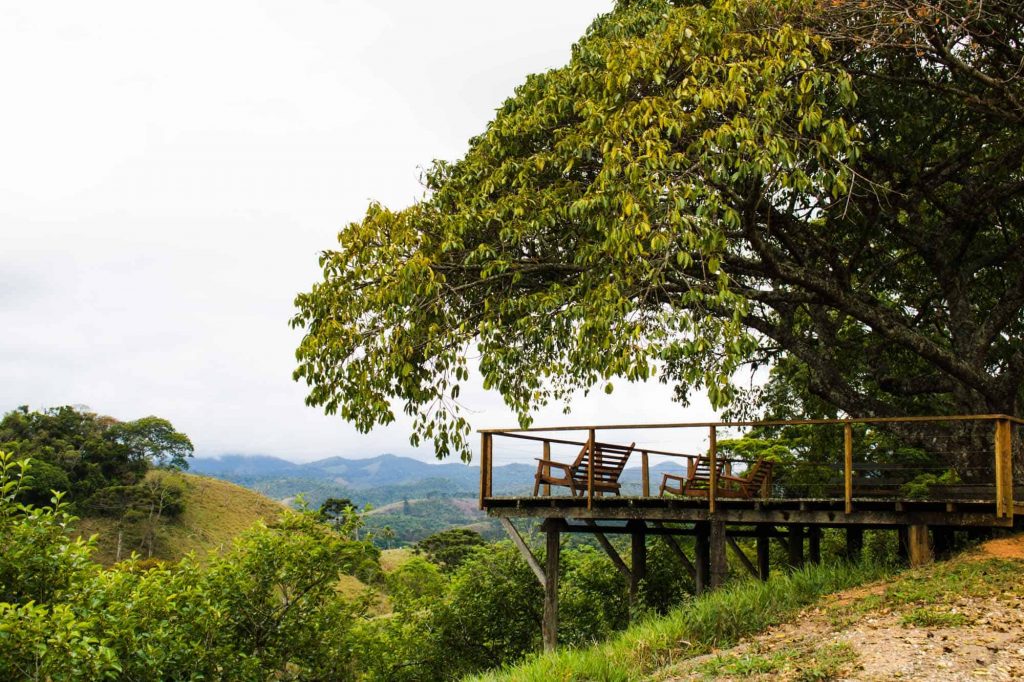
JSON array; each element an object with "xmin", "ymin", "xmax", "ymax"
[{"xmin": 659, "ymin": 536, "xmax": 1024, "ymax": 681}]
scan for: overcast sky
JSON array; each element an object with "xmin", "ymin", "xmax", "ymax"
[{"xmin": 1, "ymin": 1, "xmax": 725, "ymax": 463}]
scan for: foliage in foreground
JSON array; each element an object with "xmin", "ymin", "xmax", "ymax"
[
  {"xmin": 470, "ymin": 560, "xmax": 887, "ymax": 682},
  {"xmin": 0, "ymin": 452, "xmax": 379, "ymax": 681}
]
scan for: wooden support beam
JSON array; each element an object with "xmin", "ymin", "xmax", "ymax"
[
  {"xmin": 846, "ymin": 527, "xmax": 864, "ymax": 561},
  {"xmin": 695, "ymin": 522, "xmax": 710, "ymax": 595},
  {"xmin": 844, "ymin": 422, "xmax": 854, "ymax": 514},
  {"xmin": 756, "ymin": 525, "xmax": 770, "ymax": 581},
  {"xmin": 995, "ymin": 419, "xmax": 1014, "ymax": 519},
  {"xmin": 587, "ymin": 428, "xmax": 596, "ymax": 511},
  {"xmin": 542, "ymin": 440, "xmax": 551, "ymax": 497},
  {"xmin": 708, "ymin": 426, "xmax": 718, "ymax": 514},
  {"xmin": 897, "ymin": 526, "xmax": 909, "ymax": 562},
  {"xmin": 726, "ymin": 535, "xmax": 758, "ymax": 579},
  {"xmin": 710, "ymin": 520, "xmax": 728, "ymax": 588},
  {"xmin": 808, "ymin": 526, "xmax": 821, "ymax": 564},
  {"xmin": 908, "ymin": 524, "xmax": 932, "ymax": 567},
  {"xmin": 653, "ymin": 525, "xmax": 697, "ymax": 580},
  {"xmin": 543, "ymin": 521, "xmax": 560, "ymax": 652},
  {"xmin": 499, "ymin": 518, "xmax": 546, "ymax": 587},
  {"xmin": 641, "ymin": 451, "xmax": 650, "ymax": 497},
  {"xmin": 788, "ymin": 525, "xmax": 804, "ymax": 568},
  {"xmin": 479, "ymin": 433, "xmax": 491, "ymax": 510},
  {"xmin": 563, "ymin": 523, "xmax": 786, "ymax": 539},
  {"xmin": 629, "ymin": 521, "xmax": 647, "ymax": 605},
  {"xmin": 583, "ymin": 520, "xmax": 631, "ymax": 579}
]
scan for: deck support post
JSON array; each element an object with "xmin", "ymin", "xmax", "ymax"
[
  {"xmin": 845, "ymin": 527, "xmax": 864, "ymax": 561},
  {"xmin": 897, "ymin": 526, "xmax": 909, "ymax": 562},
  {"xmin": 629, "ymin": 521, "xmax": 647, "ymax": 606},
  {"xmin": 695, "ymin": 522, "xmax": 710, "ymax": 595},
  {"xmin": 710, "ymin": 520, "xmax": 728, "ymax": 589},
  {"xmin": 756, "ymin": 525, "xmax": 771, "ymax": 581},
  {"xmin": 907, "ymin": 524, "xmax": 933, "ymax": 567},
  {"xmin": 542, "ymin": 519, "xmax": 561, "ymax": 653},
  {"xmin": 788, "ymin": 525, "xmax": 804, "ymax": 567},
  {"xmin": 995, "ymin": 419, "xmax": 1014, "ymax": 520},
  {"xmin": 808, "ymin": 526, "xmax": 821, "ymax": 564}
]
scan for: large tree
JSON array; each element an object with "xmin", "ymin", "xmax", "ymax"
[{"xmin": 293, "ymin": 0, "xmax": 1024, "ymax": 468}]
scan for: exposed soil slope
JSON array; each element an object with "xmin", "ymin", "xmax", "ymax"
[{"xmin": 659, "ymin": 535, "xmax": 1024, "ymax": 681}]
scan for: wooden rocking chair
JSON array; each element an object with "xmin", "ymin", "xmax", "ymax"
[
  {"xmin": 661, "ymin": 457, "xmax": 773, "ymax": 499},
  {"xmin": 533, "ymin": 440, "xmax": 636, "ymax": 497}
]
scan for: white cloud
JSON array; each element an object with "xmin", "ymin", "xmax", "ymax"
[{"xmin": 1, "ymin": 0, "xmax": 730, "ymax": 463}]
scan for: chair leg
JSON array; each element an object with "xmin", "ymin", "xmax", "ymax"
[{"xmin": 533, "ymin": 474, "xmax": 542, "ymax": 497}]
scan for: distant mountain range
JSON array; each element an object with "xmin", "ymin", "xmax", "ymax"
[{"xmin": 190, "ymin": 452, "xmax": 687, "ymax": 508}]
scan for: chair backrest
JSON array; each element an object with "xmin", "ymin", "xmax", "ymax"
[
  {"xmin": 687, "ymin": 454, "xmax": 720, "ymax": 483},
  {"xmin": 740, "ymin": 459, "xmax": 773, "ymax": 496},
  {"xmin": 570, "ymin": 441, "xmax": 635, "ymax": 486}
]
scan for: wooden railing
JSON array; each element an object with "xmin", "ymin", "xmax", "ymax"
[{"xmin": 479, "ymin": 414, "xmax": 1023, "ymax": 519}]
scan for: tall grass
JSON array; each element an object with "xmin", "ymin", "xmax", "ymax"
[{"xmin": 469, "ymin": 560, "xmax": 889, "ymax": 682}]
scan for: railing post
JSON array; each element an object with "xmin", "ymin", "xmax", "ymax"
[
  {"xmin": 641, "ymin": 451, "xmax": 650, "ymax": 497},
  {"xmin": 479, "ymin": 433, "xmax": 492, "ymax": 510},
  {"xmin": 542, "ymin": 440, "xmax": 551, "ymax": 497},
  {"xmin": 995, "ymin": 419, "xmax": 1013, "ymax": 519},
  {"xmin": 844, "ymin": 421, "xmax": 854, "ymax": 514},
  {"xmin": 587, "ymin": 428, "xmax": 596, "ymax": 510},
  {"xmin": 708, "ymin": 426, "xmax": 718, "ymax": 514},
  {"xmin": 487, "ymin": 433, "xmax": 493, "ymax": 499}
]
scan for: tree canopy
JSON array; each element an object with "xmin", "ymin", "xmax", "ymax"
[{"xmin": 293, "ymin": 0, "xmax": 1024, "ymax": 461}]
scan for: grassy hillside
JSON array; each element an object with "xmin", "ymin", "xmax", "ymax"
[
  {"xmin": 76, "ymin": 470, "xmax": 284, "ymax": 565},
  {"xmin": 472, "ymin": 534, "xmax": 1024, "ymax": 681}
]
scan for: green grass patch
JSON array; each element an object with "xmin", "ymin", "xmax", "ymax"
[
  {"xmin": 686, "ymin": 641, "xmax": 856, "ymax": 681},
  {"xmin": 690, "ymin": 649, "xmax": 794, "ymax": 678},
  {"xmin": 468, "ymin": 561, "xmax": 887, "ymax": 682},
  {"xmin": 899, "ymin": 607, "xmax": 968, "ymax": 628}
]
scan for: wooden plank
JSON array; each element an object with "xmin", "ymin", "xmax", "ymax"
[
  {"xmin": 485, "ymin": 504, "xmax": 1016, "ymax": 528},
  {"xmin": 478, "ymin": 414, "xmax": 1024, "ymax": 434},
  {"xmin": 583, "ymin": 520, "xmax": 631, "ymax": 579},
  {"xmin": 995, "ymin": 419, "xmax": 1013, "ymax": 519},
  {"xmin": 708, "ymin": 426, "xmax": 718, "ymax": 515},
  {"xmin": 726, "ymin": 535, "xmax": 759, "ymax": 579},
  {"xmin": 844, "ymin": 422, "xmax": 854, "ymax": 515},
  {"xmin": 641, "ymin": 451, "xmax": 650, "ymax": 497},
  {"xmin": 587, "ymin": 429, "xmax": 596, "ymax": 510},
  {"xmin": 543, "ymin": 522, "xmax": 560, "ymax": 652},
  {"xmin": 499, "ymin": 518, "xmax": 546, "ymax": 587}
]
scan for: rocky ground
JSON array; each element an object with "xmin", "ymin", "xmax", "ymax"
[{"xmin": 658, "ymin": 535, "xmax": 1024, "ymax": 681}]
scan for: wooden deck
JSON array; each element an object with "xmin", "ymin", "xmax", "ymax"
[
  {"xmin": 479, "ymin": 414, "xmax": 1024, "ymax": 652},
  {"xmin": 484, "ymin": 494, "xmax": 1024, "ymax": 528}
]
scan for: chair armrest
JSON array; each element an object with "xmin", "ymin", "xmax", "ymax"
[
  {"xmin": 661, "ymin": 472, "xmax": 687, "ymax": 483},
  {"xmin": 535, "ymin": 459, "xmax": 572, "ymax": 472}
]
